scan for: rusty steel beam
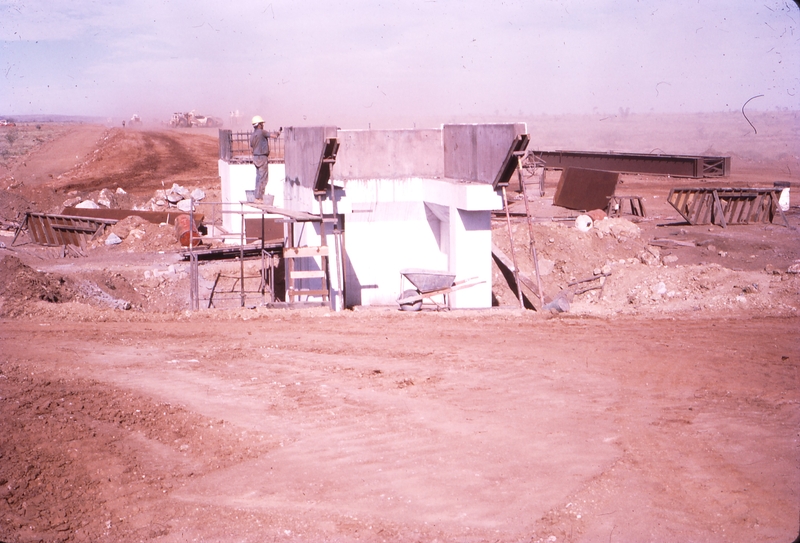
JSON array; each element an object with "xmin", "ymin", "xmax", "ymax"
[
  {"xmin": 62, "ymin": 207, "xmax": 204, "ymax": 226},
  {"xmin": 532, "ymin": 150, "xmax": 730, "ymax": 178}
]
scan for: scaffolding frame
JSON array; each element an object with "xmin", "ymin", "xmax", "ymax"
[{"xmin": 185, "ymin": 200, "xmax": 285, "ymax": 310}]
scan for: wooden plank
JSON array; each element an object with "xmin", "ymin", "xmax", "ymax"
[
  {"xmin": 287, "ymin": 289, "xmax": 330, "ymax": 297},
  {"xmin": 712, "ymin": 190, "xmax": 727, "ymax": 228},
  {"xmin": 730, "ymin": 196, "xmax": 745, "ymax": 223},
  {"xmin": 701, "ymin": 194, "xmax": 714, "ymax": 224},
  {"xmin": 290, "ymin": 270, "xmax": 326, "ymax": 279},
  {"xmin": 41, "ymin": 216, "xmax": 58, "ymax": 245},
  {"xmin": 249, "ymin": 205, "xmax": 323, "ymax": 222},
  {"xmin": 754, "ymin": 193, "xmax": 769, "ymax": 223},
  {"xmin": 689, "ymin": 193, "xmax": 706, "ymax": 224},
  {"xmin": 686, "ymin": 192, "xmax": 703, "ymax": 224},
  {"xmin": 284, "ymin": 246, "xmax": 329, "ymax": 258},
  {"xmin": 27, "ymin": 215, "xmax": 45, "ymax": 244},
  {"xmin": 490, "ymin": 243, "xmax": 541, "ymax": 302},
  {"xmin": 740, "ymin": 196, "xmax": 755, "ymax": 223},
  {"xmin": 50, "ymin": 223, "xmax": 102, "ymax": 233}
]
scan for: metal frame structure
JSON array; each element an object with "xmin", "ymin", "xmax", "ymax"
[
  {"xmin": 184, "ymin": 201, "xmax": 285, "ymax": 310},
  {"xmin": 218, "ymin": 130, "xmax": 285, "ymax": 164}
]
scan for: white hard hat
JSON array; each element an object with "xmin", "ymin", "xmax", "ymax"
[{"xmin": 251, "ymin": 115, "xmax": 265, "ymax": 125}]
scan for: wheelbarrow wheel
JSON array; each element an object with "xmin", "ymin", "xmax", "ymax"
[{"xmin": 399, "ymin": 289, "xmax": 423, "ymax": 312}]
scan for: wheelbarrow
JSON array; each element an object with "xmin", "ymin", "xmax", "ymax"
[{"xmin": 397, "ymin": 268, "xmax": 484, "ymax": 311}]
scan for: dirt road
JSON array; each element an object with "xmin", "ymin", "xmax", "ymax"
[{"xmin": 1, "ymin": 312, "xmax": 799, "ymax": 542}]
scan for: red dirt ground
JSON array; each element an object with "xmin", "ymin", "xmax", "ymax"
[{"xmin": 0, "ymin": 116, "xmax": 799, "ymax": 543}]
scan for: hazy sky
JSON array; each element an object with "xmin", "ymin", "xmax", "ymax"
[{"xmin": 1, "ymin": 0, "xmax": 798, "ymax": 128}]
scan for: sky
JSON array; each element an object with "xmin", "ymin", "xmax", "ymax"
[{"xmin": 1, "ymin": 0, "xmax": 799, "ymax": 128}]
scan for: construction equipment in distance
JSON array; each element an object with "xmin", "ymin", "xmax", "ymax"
[{"xmin": 170, "ymin": 110, "xmax": 223, "ymax": 128}]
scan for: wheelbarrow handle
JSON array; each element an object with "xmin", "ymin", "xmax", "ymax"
[{"xmin": 397, "ymin": 279, "xmax": 485, "ymax": 305}]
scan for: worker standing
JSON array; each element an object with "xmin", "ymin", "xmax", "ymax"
[{"xmin": 250, "ymin": 115, "xmax": 270, "ymax": 201}]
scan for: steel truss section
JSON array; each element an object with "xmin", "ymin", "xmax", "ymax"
[{"xmin": 533, "ymin": 150, "xmax": 730, "ymax": 178}]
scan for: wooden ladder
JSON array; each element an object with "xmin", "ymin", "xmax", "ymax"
[{"xmin": 283, "ymin": 245, "xmax": 330, "ymax": 303}]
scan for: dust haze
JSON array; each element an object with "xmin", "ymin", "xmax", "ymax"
[{"xmin": 1, "ymin": 0, "xmax": 799, "ymax": 130}]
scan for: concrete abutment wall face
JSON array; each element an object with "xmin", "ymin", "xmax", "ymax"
[{"xmin": 335, "ymin": 129, "xmax": 444, "ymax": 180}]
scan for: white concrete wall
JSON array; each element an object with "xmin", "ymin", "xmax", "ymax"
[
  {"xmin": 218, "ymin": 159, "xmax": 285, "ymax": 237},
  {"xmin": 338, "ymin": 177, "xmax": 501, "ymax": 309},
  {"xmin": 344, "ymin": 199, "xmax": 448, "ymax": 307}
]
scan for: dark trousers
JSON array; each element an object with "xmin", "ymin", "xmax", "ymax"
[{"xmin": 254, "ymin": 155, "xmax": 269, "ymax": 199}]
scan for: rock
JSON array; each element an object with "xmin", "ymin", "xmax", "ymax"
[
  {"xmin": 650, "ymin": 282, "xmax": 667, "ymax": 300},
  {"xmin": 787, "ymin": 263, "xmax": 800, "ymax": 274},
  {"xmin": 543, "ymin": 296, "xmax": 570, "ymax": 313},
  {"xmin": 537, "ymin": 258, "xmax": 555, "ymax": 276},
  {"xmin": 115, "ymin": 187, "xmax": 127, "ymax": 195},
  {"xmin": 111, "ymin": 223, "xmax": 131, "ymax": 239},
  {"xmin": 166, "ymin": 191, "xmax": 184, "ymax": 204},
  {"xmin": 171, "ymin": 183, "xmax": 191, "ymax": 197},
  {"xmin": 543, "ymin": 289, "xmax": 574, "ymax": 313},
  {"xmin": 639, "ymin": 250, "xmax": 660, "ymax": 266},
  {"xmin": 62, "ymin": 196, "xmax": 82, "ymax": 207},
  {"xmin": 75, "ymin": 200, "xmax": 99, "ymax": 209},
  {"xmin": 587, "ymin": 209, "xmax": 607, "ymax": 222},
  {"xmin": 97, "ymin": 188, "xmax": 117, "ymax": 208},
  {"xmin": 128, "ymin": 228, "xmax": 145, "ymax": 240},
  {"xmin": 176, "ymin": 199, "xmax": 194, "ymax": 212},
  {"xmin": 662, "ymin": 255, "xmax": 679, "ymax": 264},
  {"xmin": 191, "ymin": 188, "xmax": 206, "ymax": 201},
  {"xmin": 594, "ymin": 217, "xmax": 641, "ymax": 239},
  {"xmin": 105, "ymin": 233, "xmax": 122, "ymax": 245}
]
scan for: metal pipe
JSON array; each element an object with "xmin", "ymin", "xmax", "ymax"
[
  {"xmin": 518, "ymin": 158, "xmax": 544, "ymax": 303},
  {"xmin": 502, "ymin": 186, "xmax": 524, "ymax": 309}
]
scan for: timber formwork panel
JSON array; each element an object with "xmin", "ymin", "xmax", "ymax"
[
  {"xmin": 18, "ymin": 213, "xmax": 116, "ymax": 247},
  {"xmin": 667, "ymin": 188, "xmax": 787, "ymax": 227}
]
